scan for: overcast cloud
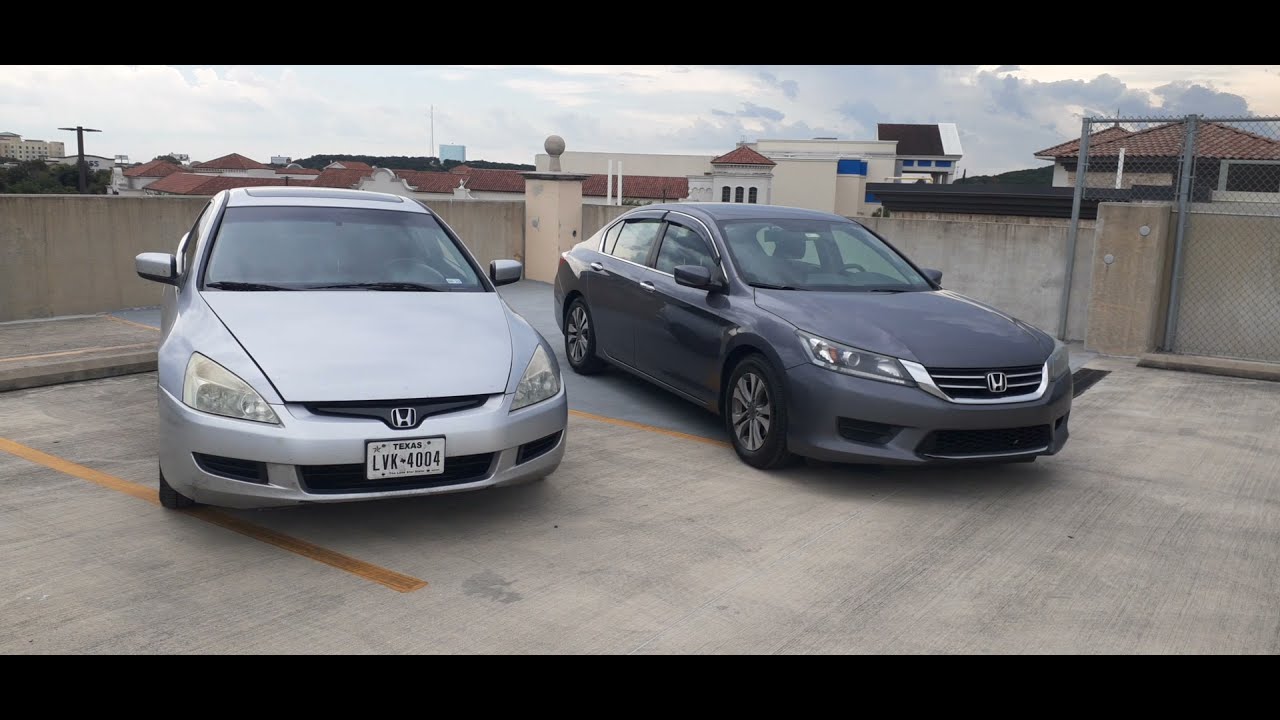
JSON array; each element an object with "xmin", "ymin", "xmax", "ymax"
[{"xmin": 2, "ymin": 65, "xmax": 1274, "ymax": 175}]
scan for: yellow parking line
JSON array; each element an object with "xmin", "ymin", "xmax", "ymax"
[
  {"xmin": 0, "ymin": 343, "xmax": 156, "ymax": 364},
  {"xmin": 102, "ymin": 314, "xmax": 160, "ymax": 332},
  {"xmin": 0, "ymin": 437, "xmax": 427, "ymax": 594},
  {"xmin": 568, "ymin": 409, "xmax": 731, "ymax": 448}
]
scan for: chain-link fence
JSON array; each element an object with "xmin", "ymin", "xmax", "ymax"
[{"xmin": 1066, "ymin": 115, "xmax": 1280, "ymax": 363}]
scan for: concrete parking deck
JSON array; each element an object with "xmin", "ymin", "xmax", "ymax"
[{"xmin": 0, "ymin": 315, "xmax": 158, "ymax": 392}]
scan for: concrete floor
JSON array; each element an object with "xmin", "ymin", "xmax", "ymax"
[{"xmin": 1, "ymin": 284, "xmax": 1275, "ymax": 654}]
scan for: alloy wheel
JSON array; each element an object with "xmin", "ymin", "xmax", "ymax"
[
  {"xmin": 567, "ymin": 306, "xmax": 590, "ymax": 364},
  {"xmin": 730, "ymin": 371, "xmax": 772, "ymax": 452}
]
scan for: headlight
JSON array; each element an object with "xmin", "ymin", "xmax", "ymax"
[
  {"xmin": 1048, "ymin": 341, "xmax": 1071, "ymax": 379},
  {"xmin": 182, "ymin": 352, "xmax": 280, "ymax": 424},
  {"xmin": 511, "ymin": 345, "xmax": 560, "ymax": 411},
  {"xmin": 797, "ymin": 330, "xmax": 914, "ymax": 386}
]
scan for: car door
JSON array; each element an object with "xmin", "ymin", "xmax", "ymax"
[
  {"xmin": 634, "ymin": 216, "xmax": 733, "ymax": 405},
  {"xmin": 587, "ymin": 212, "xmax": 666, "ymax": 368}
]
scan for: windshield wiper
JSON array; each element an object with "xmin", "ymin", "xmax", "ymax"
[
  {"xmin": 306, "ymin": 282, "xmax": 441, "ymax": 292},
  {"xmin": 748, "ymin": 282, "xmax": 807, "ymax": 291},
  {"xmin": 205, "ymin": 281, "xmax": 294, "ymax": 291}
]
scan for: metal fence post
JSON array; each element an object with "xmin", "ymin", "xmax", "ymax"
[
  {"xmin": 1058, "ymin": 117, "xmax": 1093, "ymax": 340},
  {"xmin": 1162, "ymin": 114, "xmax": 1199, "ymax": 351}
]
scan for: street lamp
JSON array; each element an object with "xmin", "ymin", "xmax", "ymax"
[{"xmin": 57, "ymin": 126, "xmax": 102, "ymax": 193}]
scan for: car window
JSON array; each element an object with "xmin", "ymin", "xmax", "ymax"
[
  {"xmin": 655, "ymin": 223, "xmax": 717, "ymax": 274},
  {"xmin": 179, "ymin": 202, "xmax": 210, "ymax": 278},
  {"xmin": 609, "ymin": 219, "xmax": 663, "ymax": 265},
  {"xmin": 718, "ymin": 218, "xmax": 931, "ymax": 292},
  {"xmin": 601, "ymin": 222, "xmax": 624, "ymax": 254},
  {"xmin": 203, "ymin": 206, "xmax": 485, "ymax": 291}
]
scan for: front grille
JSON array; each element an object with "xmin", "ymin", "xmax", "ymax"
[
  {"xmin": 925, "ymin": 364, "xmax": 1043, "ymax": 401},
  {"xmin": 304, "ymin": 395, "xmax": 488, "ymax": 430},
  {"xmin": 298, "ymin": 452, "xmax": 495, "ymax": 494},
  {"xmin": 918, "ymin": 425, "xmax": 1052, "ymax": 458},
  {"xmin": 193, "ymin": 453, "xmax": 268, "ymax": 484},
  {"xmin": 837, "ymin": 417, "xmax": 901, "ymax": 445},
  {"xmin": 517, "ymin": 431, "xmax": 562, "ymax": 464}
]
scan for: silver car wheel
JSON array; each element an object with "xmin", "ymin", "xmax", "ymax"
[
  {"xmin": 567, "ymin": 306, "xmax": 590, "ymax": 364},
  {"xmin": 731, "ymin": 371, "xmax": 771, "ymax": 452}
]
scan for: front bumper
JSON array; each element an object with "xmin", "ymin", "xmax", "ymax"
[
  {"xmin": 784, "ymin": 363, "xmax": 1072, "ymax": 465},
  {"xmin": 158, "ymin": 386, "xmax": 568, "ymax": 508}
]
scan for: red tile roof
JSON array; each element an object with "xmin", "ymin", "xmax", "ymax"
[
  {"xmin": 275, "ymin": 167, "xmax": 320, "ymax": 175},
  {"xmin": 394, "ymin": 170, "xmax": 468, "ymax": 193},
  {"xmin": 325, "ymin": 160, "xmax": 373, "ymax": 170},
  {"xmin": 123, "ymin": 159, "xmax": 186, "ymax": 178},
  {"xmin": 145, "ymin": 173, "xmax": 312, "ymax": 195},
  {"xmin": 1034, "ymin": 126, "xmax": 1131, "ymax": 158},
  {"xmin": 311, "ymin": 168, "xmax": 375, "ymax": 188},
  {"xmin": 1039, "ymin": 122, "xmax": 1280, "ymax": 160},
  {"xmin": 192, "ymin": 153, "xmax": 271, "ymax": 171},
  {"xmin": 583, "ymin": 174, "xmax": 688, "ymax": 200},
  {"xmin": 710, "ymin": 146, "xmax": 776, "ymax": 166},
  {"xmin": 453, "ymin": 168, "xmax": 526, "ymax": 193}
]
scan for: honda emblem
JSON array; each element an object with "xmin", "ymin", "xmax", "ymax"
[
  {"xmin": 391, "ymin": 407, "xmax": 417, "ymax": 428},
  {"xmin": 986, "ymin": 372, "xmax": 1008, "ymax": 393}
]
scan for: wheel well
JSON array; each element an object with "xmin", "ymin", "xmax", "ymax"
[
  {"xmin": 718, "ymin": 345, "xmax": 764, "ymax": 415},
  {"xmin": 562, "ymin": 290, "xmax": 584, "ymax": 325}
]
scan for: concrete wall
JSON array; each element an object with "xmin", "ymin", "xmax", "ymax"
[
  {"xmin": 1084, "ymin": 203, "xmax": 1175, "ymax": 356},
  {"xmin": 422, "ymin": 200, "xmax": 524, "ymax": 267},
  {"xmin": 861, "ymin": 215, "xmax": 1095, "ymax": 341},
  {"xmin": 0, "ymin": 195, "xmax": 207, "ymax": 322},
  {"xmin": 770, "ymin": 159, "xmax": 838, "ymax": 213}
]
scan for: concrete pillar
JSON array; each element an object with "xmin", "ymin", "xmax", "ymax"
[
  {"xmin": 522, "ymin": 135, "xmax": 589, "ymax": 283},
  {"xmin": 1085, "ymin": 202, "xmax": 1175, "ymax": 356}
]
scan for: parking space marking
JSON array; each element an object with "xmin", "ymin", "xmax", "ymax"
[
  {"xmin": 569, "ymin": 409, "xmax": 731, "ymax": 448},
  {"xmin": 0, "ymin": 343, "xmax": 156, "ymax": 364},
  {"xmin": 102, "ymin": 314, "xmax": 160, "ymax": 332},
  {"xmin": 0, "ymin": 437, "xmax": 428, "ymax": 594}
]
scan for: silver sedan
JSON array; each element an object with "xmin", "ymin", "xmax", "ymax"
[{"xmin": 135, "ymin": 186, "xmax": 566, "ymax": 509}]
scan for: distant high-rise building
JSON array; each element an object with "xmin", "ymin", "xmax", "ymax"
[
  {"xmin": 440, "ymin": 144, "xmax": 466, "ymax": 163},
  {"xmin": 0, "ymin": 132, "xmax": 65, "ymax": 161}
]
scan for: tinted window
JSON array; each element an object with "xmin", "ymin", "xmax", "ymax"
[
  {"xmin": 609, "ymin": 219, "xmax": 663, "ymax": 265},
  {"xmin": 179, "ymin": 202, "xmax": 210, "ymax": 277},
  {"xmin": 719, "ymin": 218, "xmax": 930, "ymax": 292},
  {"xmin": 204, "ymin": 206, "xmax": 484, "ymax": 291},
  {"xmin": 655, "ymin": 223, "xmax": 717, "ymax": 274},
  {"xmin": 601, "ymin": 222, "xmax": 624, "ymax": 254}
]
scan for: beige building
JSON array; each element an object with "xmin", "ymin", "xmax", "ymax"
[{"xmin": 0, "ymin": 132, "xmax": 65, "ymax": 162}]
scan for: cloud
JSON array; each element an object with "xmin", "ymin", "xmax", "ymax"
[
  {"xmin": 758, "ymin": 71, "xmax": 799, "ymax": 100},
  {"xmin": 994, "ymin": 65, "xmax": 1021, "ymax": 73},
  {"xmin": 712, "ymin": 102, "xmax": 786, "ymax": 122}
]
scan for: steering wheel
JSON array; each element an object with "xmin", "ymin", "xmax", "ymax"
[
  {"xmin": 385, "ymin": 257, "xmax": 448, "ymax": 284},
  {"xmin": 842, "ymin": 263, "xmax": 867, "ymax": 273}
]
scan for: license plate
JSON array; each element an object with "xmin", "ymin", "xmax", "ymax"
[{"xmin": 365, "ymin": 437, "xmax": 444, "ymax": 480}]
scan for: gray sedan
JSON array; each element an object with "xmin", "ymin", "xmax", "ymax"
[
  {"xmin": 554, "ymin": 203, "xmax": 1071, "ymax": 468},
  {"xmin": 135, "ymin": 187, "xmax": 566, "ymax": 509}
]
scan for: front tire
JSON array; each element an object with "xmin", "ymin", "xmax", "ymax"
[
  {"xmin": 159, "ymin": 468, "xmax": 197, "ymax": 509},
  {"xmin": 564, "ymin": 298, "xmax": 606, "ymax": 375},
  {"xmin": 725, "ymin": 354, "xmax": 796, "ymax": 469}
]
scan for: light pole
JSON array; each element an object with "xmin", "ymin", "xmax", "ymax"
[{"xmin": 57, "ymin": 126, "xmax": 102, "ymax": 193}]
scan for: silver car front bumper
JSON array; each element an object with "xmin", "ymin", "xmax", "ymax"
[{"xmin": 158, "ymin": 386, "xmax": 568, "ymax": 508}]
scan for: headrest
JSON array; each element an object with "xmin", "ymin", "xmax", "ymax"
[{"xmin": 764, "ymin": 228, "xmax": 807, "ymax": 260}]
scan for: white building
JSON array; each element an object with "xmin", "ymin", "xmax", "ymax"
[
  {"xmin": 46, "ymin": 154, "xmax": 116, "ymax": 172},
  {"xmin": 0, "ymin": 132, "xmax": 66, "ymax": 162}
]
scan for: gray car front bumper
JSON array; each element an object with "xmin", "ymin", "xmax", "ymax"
[
  {"xmin": 784, "ymin": 363, "xmax": 1072, "ymax": 464},
  {"xmin": 158, "ymin": 386, "xmax": 568, "ymax": 508}
]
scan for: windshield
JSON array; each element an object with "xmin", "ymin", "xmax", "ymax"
[
  {"xmin": 718, "ymin": 218, "xmax": 932, "ymax": 292},
  {"xmin": 202, "ymin": 206, "xmax": 486, "ymax": 291}
]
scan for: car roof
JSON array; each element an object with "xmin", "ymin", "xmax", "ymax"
[
  {"xmin": 641, "ymin": 202, "xmax": 852, "ymax": 224},
  {"xmin": 223, "ymin": 186, "xmax": 429, "ymax": 212}
]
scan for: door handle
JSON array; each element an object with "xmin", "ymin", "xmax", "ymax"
[
  {"xmin": 640, "ymin": 281, "xmax": 656, "ymax": 293},
  {"xmin": 590, "ymin": 262, "xmax": 604, "ymax": 271}
]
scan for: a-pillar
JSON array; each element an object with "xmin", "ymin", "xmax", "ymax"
[{"xmin": 523, "ymin": 135, "xmax": 589, "ymax": 283}]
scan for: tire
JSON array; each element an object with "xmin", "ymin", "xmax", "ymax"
[
  {"xmin": 724, "ymin": 354, "xmax": 796, "ymax": 469},
  {"xmin": 159, "ymin": 468, "xmax": 197, "ymax": 509},
  {"xmin": 564, "ymin": 298, "xmax": 606, "ymax": 375}
]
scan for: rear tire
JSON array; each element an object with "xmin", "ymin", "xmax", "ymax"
[
  {"xmin": 564, "ymin": 298, "xmax": 606, "ymax": 375},
  {"xmin": 724, "ymin": 354, "xmax": 796, "ymax": 470},
  {"xmin": 159, "ymin": 468, "xmax": 197, "ymax": 510}
]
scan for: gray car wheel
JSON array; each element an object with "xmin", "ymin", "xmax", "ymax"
[
  {"xmin": 565, "ymin": 299, "xmax": 605, "ymax": 374},
  {"xmin": 725, "ymin": 354, "xmax": 796, "ymax": 469},
  {"xmin": 158, "ymin": 467, "xmax": 197, "ymax": 510}
]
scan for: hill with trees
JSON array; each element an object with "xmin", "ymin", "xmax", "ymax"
[
  {"xmin": 291, "ymin": 154, "xmax": 535, "ymax": 172},
  {"xmin": 953, "ymin": 165, "xmax": 1053, "ymax": 185},
  {"xmin": 0, "ymin": 161, "xmax": 113, "ymax": 194}
]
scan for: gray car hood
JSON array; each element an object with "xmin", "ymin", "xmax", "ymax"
[
  {"xmin": 754, "ymin": 288, "xmax": 1052, "ymax": 368},
  {"xmin": 202, "ymin": 291, "xmax": 513, "ymax": 402}
]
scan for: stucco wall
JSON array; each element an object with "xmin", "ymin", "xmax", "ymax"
[
  {"xmin": 770, "ymin": 159, "xmax": 838, "ymax": 213},
  {"xmin": 861, "ymin": 215, "xmax": 1095, "ymax": 340},
  {"xmin": 422, "ymin": 200, "xmax": 525, "ymax": 267},
  {"xmin": 581, "ymin": 204, "xmax": 629, "ymax": 242}
]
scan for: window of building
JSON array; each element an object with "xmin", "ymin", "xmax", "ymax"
[
  {"xmin": 735, "ymin": 186, "xmax": 744, "ymax": 203},
  {"xmin": 748, "ymin": 187, "xmax": 758, "ymax": 204},
  {"xmin": 916, "ymin": 160, "xmax": 932, "ymax": 167},
  {"xmin": 721, "ymin": 186, "xmax": 731, "ymax": 202}
]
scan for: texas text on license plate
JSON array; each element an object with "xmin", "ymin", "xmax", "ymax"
[{"xmin": 365, "ymin": 437, "xmax": 444, "ymax": 480}]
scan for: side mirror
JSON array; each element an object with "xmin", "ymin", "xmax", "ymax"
[
  {"xmin": 674, "ymin": 265, "xmax": 718, "ymax": 291},
  {"xmin": 922, "ymin": 267, "xmax": 943, "ymax": 285},
  {"xmin": 136, "ymin": 252, "xmax": 179, "ymax": 285},
  {"xmin": 490, "ymin": 259, "xmax": 523, "ymax": 286}
]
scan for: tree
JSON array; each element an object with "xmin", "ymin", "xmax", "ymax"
[
  {"xmin": 152, "ymin": 154, "xmax": 183, "ymax": 165},
  {"xmin": 0, "ymin": 161, "xmax": 112, "ymax": 194}
]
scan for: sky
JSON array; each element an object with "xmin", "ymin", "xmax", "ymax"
[{"xmin": 3, "ymin": 65, "xmax": 1276, "ymax": 175}]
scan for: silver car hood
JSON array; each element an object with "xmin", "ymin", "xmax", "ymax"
[{"xmin": 201, "ymin": 291, "xmax": 513, "ymax": 402}]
